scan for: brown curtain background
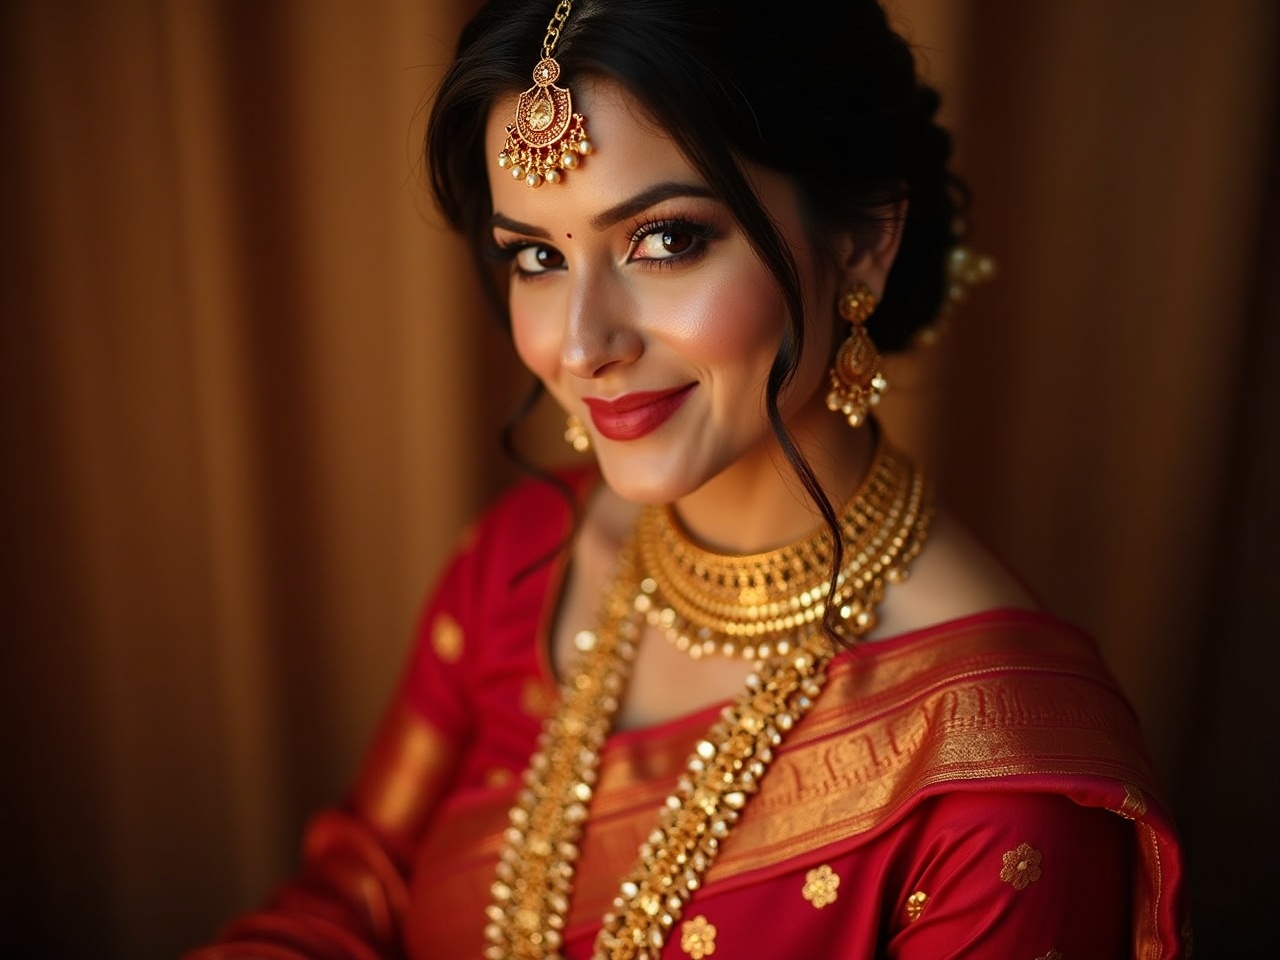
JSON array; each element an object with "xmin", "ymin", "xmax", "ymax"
[{"xmin": 1, "ymin": 2, "xmax": 1275, "ymax": 958}]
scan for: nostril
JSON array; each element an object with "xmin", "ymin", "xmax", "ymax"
[{"xmin": 562, "ymin": 327, "xmax": 642, "ymax": 378}]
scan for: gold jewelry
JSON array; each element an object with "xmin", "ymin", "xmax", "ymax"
[
  {"xmin": 564, "ymin": 413, "xmax": 591, "ymax": 452},
  {"xmin": 485, "ymin": 442, "xmax": 932, "ymax": 960},
  {"xmin": 485, "ymin": 550, "xmax": 640, "ymax": 960},
  {"xmin": 635, "ymin": 438, "xmax": 929, "ymax": 658},
  {"xmin": 944, "ymin": 244, "xmax": 997, "ymax": 309},
  {"xmin": 838, "ymin": 283, "xmax": 877, "ymax": 327},
  {"xmin": 495, "ymin": 1, "xmax": 593, "ymax": 189},
  {"xmin": 826, "ymin": 282, "xmax": 887, "ymax": 427},
  {"xmin": 595, "ymin": 629, "xmax": 833, "ymax": 959},
  {"xmin": 915, "ymin": 243, "xmax": 999, "ymax": 347}
]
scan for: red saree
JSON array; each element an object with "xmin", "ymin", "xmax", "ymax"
[{"xmin": 187, "ymin": 474, "xmax": 1189, "ymax": 959}]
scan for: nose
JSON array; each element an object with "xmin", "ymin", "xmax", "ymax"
[{"xmin": 560, "ymin": 272, "xmax": 642, "ymax": 379}]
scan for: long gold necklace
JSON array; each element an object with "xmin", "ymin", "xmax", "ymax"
[{"xmin": 484, "ymin": 441, "xmax": 930, "ymax": 960}]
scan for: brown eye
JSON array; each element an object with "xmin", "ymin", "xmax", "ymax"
[
  {"xmin": 660, "ymin": 230, "xmax": 694, "ymax": 255},
  {"xmin": 514, "ymin": 244, "xmax": 565, "ymax": 273},
  {"xmin": 631, "ymin": 222, "xmax": 710, "ymax": 263}
]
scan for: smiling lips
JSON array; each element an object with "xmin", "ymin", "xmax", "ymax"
[{"xmin": 582, "ymin": 384, "xmax": 696, "ymax": 441}]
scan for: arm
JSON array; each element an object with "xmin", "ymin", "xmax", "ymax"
[
  {"xmin": 885, "ymin": 790, "xmax": 1132, "ymax": 959},
  {"xmin": 186, "ymin": 537, "xmax": 483, "ymax": 960},
  {"xmin": 187, "ymin": 699, "xmax": 458, "ymax": 960}
]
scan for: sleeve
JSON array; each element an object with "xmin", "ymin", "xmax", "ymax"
[
  {"xmin": 184, "ymin": 527, "xmax": 488, "ymax": 960},
  {"xmin": 884, "ymin": 790, "xmax": 1132, "ymax": 960}
]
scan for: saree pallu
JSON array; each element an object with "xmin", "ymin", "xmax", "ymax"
[
  {"xmin": 405, "ymin": 612, "xmax": 1184, "ymax": 959},
  {"xmin": 188, "ymin": 474, "xmax": 1189, "ymax": 959}
]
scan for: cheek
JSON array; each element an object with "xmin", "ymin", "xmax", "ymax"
[
  {"xmin": 654, "ymin": 269, "xmax": 787, "ymax": 368},
  {"xmin": 509, "ymin": 299, "xmax": 558, "ymax": 379}
]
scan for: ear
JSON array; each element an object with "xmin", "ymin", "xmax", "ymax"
[{"xmin": 832, "ymin": 200, "xmax": 907, "ymax": 296}]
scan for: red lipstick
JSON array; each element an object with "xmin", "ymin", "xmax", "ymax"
[{"xmin": 582, "ymin": 384, "xmax": 695, "ymax": 441}]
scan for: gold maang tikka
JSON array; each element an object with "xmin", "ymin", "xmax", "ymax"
[{"xmin": 496, "ymin": 1, "xmax": 593, "ymax": 189}]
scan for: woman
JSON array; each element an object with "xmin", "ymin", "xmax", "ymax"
[{"xmin": 189, "ymin": 1, "xmax": 1187, "ymax": 957}]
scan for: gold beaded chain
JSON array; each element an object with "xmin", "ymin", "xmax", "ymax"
[
  {"xmin": 484, "ymin": 441, "xmax": 932, "ymax": 959},
  {"xmin": 591, "ymin": 629, "xmax": 836, "ymax": 960},
  {"xmin": 484, "ymin": 542, "xmax": 643, "ymax": 960}
]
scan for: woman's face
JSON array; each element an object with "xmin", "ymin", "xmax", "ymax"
[{"xmin": 484, "ymin": 78, "xmax": 841, "ymax": 505}]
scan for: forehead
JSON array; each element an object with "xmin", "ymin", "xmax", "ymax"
[{"xmin": 485, "ymin": 77, "xmax": 704, "ymax": 227}]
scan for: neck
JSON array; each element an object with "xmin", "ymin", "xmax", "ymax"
[{"xmin": 671, "ymin": 399, "xmax": 877, "ymax": 554}]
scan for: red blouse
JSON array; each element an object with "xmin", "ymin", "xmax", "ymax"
[{"xmin": 188, "ymin": 473, "xmax": 1189, "ymax": 959}]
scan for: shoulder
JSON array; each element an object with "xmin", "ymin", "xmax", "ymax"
[
  {"xmin": 399, "ymin": 470, "xmax": 593, "ymax": 713},
  {"xmin": 902, "ymin": 788, "xmax": 1129, "ymax": 853},
  {"xmin": 878, "ymin": 789, "xmax": 1132, "ymax": 957},
  {"xmin": 807, "ymin": 610, "xmax": 1163, "ymax": 834},
  {"xmin": 458, "ymin": 466, "xmax": 597, "ymax": 572},
  {"xmin": 869, "ymin": 506, "xmax": 1038, "ymax": 640},
  {"xmin": 891, "ymin": 789, "xmax": 1133, "ymax": 894},
  {"xmin": 413, "ymin": 467, "xmax": 594, "ymax": 649},
  {"xmin": 479, "ymin": 465, "xmax": 595, "ymax": 535}
]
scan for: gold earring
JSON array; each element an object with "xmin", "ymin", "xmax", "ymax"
[
  {"xmin": 826, "ymin": 283, "xmax": 887, "ymax": 428},
  {"xmin": 564, "ymin": 414, "xmax": 591, "ymax": 452}
]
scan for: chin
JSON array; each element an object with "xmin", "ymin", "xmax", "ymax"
[{"xmin": 595, "ymin": 454, "xmax": 707, "ymax": 506}]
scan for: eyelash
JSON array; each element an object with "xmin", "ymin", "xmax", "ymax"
[
  {"xmin": 626, "ymin": 216, "xmax": 717, "ymax": 267},
  {"xmin": 487, "ymin": 215, "xmax": 718, "ymax": 280},
  {"xmin": 484, "ymin": 241, "xmax": 528, "ymax": 267},
  {"xmin": 485, "ymin": 240, "xmax": 557, "ymax": 281}
]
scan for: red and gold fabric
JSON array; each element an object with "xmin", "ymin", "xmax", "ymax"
[{"xmin": 186, "ymin": 474, "xmax": 1188, "ymax": 959}]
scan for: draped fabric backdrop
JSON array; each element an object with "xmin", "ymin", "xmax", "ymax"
[{"xmin": 1, "ymin": 2, "xmax": 1275, "ymax": 958}]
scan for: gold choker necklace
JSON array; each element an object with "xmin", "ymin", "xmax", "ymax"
[
  {"xmin": 635, "ymin": 443, "xmax": 929, "ymax": 659},
  {"xmin": 484, "ymin": 440, "xmax": 932, "ymax": 960}
]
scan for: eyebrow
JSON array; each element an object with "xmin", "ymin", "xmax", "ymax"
[{"xmin": 489, "ymin": 181, "xmax": 717, "ymax": 238}]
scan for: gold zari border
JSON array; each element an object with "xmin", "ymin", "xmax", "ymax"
[{"xmin": 413, "ymin": 616, "xmax": 1165, "ymax": 955}]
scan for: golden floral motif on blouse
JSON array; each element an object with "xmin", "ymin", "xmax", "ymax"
[
  {"xmin": 802, "ymin": 864, "xmax": 841, "ymax": 909},
  {"xmin": 519, "ymin": 678, "xmax": 557, "ymax": 718},
  {"xmin": 905, "ymin": 890, "xmax": 929, "ymax": 922},
  {"xmin": 1000, "ymin": 842, "xmax": 1043, "ymax": 890},
  {"xmin": 680, "ymin": 915, "xmax": 717, "ymax": 958},
  {"xmin": 484, "ymin": 767, "xmax": 513, "ymax": 788},
  {"xmin": 430, "ymin": 613, "xmax": 464, "ymax": 663},
  {"xmin": 1033, "ymin": 951, "xmax": 1063, "ymax": 960}
]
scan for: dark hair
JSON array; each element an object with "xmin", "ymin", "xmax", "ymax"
[{"xmin": 426, "ymin": 0, "xmax": 964, "ymax": 631}]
